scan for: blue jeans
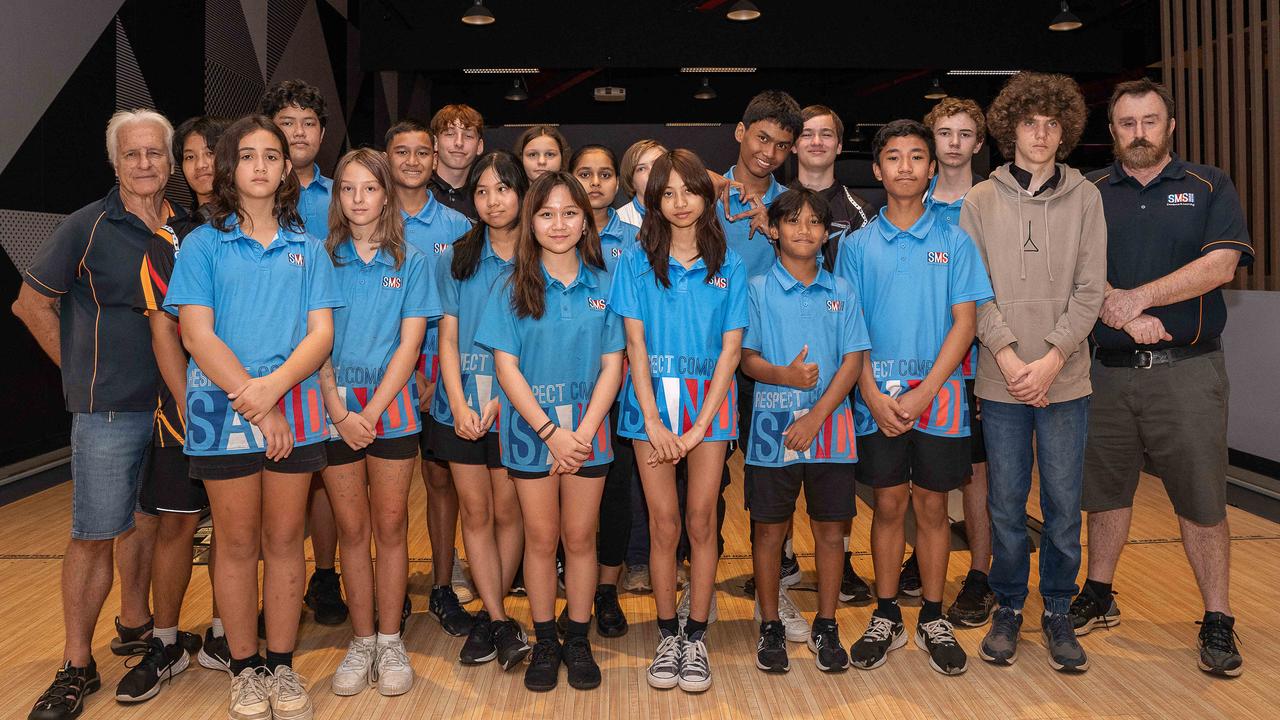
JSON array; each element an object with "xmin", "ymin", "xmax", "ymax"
[
  {"xmin": 70, "ymin": 411, "xmax": 153, "ymax": 540},
  {"xmin": 982, "ymin": 397, "xmax": 1089, "ymax": 615}
]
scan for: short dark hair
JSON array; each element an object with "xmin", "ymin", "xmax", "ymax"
[
  {"xmin": 1107, "ymin": 77, "xmax": 1176, "ymax": 123},
  {"xmin": 986, "ymin": 72, "xmax": 1086, "ymax": 160},
  {"xmin": 742, "ymin": 90, "xmax": 803, "ymax": 140},
  {"xmin": 872, "ymin": 119, "xmax": 935, "ymax": 163},
  {"xmin": 767, "ymin": 187, "xmax": 832, "ymax": 229},
  {"xmin": 258, "ymin": 79, "xmax": 328, "ymax": 127},
  {"xmin": 173, "ymin": 115, "xmax": 228, "ymax": 166},
  {"xmin": 384, "ymin": 118, "xmax": 432, "ymax": 149}
]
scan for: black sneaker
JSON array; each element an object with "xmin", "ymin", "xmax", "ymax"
[
  {"xmin": 304, "ymin": 570, "xmax": 349, "ymax": 625},
  {"xmin": 557, "ymin": 605, "xmax": 571, "ymax": 638},
  {"xmin": 755, "ymin": 621, "xmax": 789, "ymax": 673},
  {"xmin": 809, "ymin": 618, "xmax": 849, "ymax": 672},
  {"xmin": 509, "ymin": 566, "xmax": 527, "ymax": 596},
  {"xmin": 556, "ymin": 554, "xmax": 567, "ymax": 591},
  {"xmin": 849, "ymin": 615, "xmax": 906, "ymax": 670},
  {"xmin": 429, "ymin": 585, "xmax": 474, "ymax": 637},
  {"xmin": 947, "ymin": 570, "xmax": 996, "ymax": 627},
  {"xmin": 28, "ymin": 659, "xmax": 100, "ymax": 720},
  {"xmin": 898, "ymin": 554, "xmax": 922, "ymax": 598},
  {"xmin": 114, "ymin": 637, "xmax": 188, "ymax": 703},
  {"xmin": 1069, "ymin": 586, "xmax": 1120, "ymax": 635},
  {"xmin": 563, "ymin": 636, "xmax": 602, "ymax": 690},
  {"xmin": 1043, "ymin": 612, "xmax": 1089, "ymax": 673},
  {"xmin": 1197, "ymin": 612, "xmax": 1243, "ymax": 677},
  {"xmin": 523, "ymin": 638, "xmax": 562, "ymax": 692},
  {"xmin": 459, "ymin": 610, "xmax": 496, "ymax": 665},
  {"xmin": 400, "ymin": 593, "xmax": 412, "ymax": 636},
  {"xmin": 493, "ymin": 619, "xmax": 532, "ymax": 671},
  {"xmin": 915, "ymin": 618, "xmax": 968, "ymax": 675},
  {"xmin": 779, "ymin": 552, "xmax": 801, "ymax": 588},
  {"xmin": 110, "ymin": 616, "xmax": 153, "ymax": 656},
  {"xmin": 256, "ymin": 609, "xmax": 266, "ymax": 640},
  {"xmin": 176, "ymin": 631, "xmax": 202, "ymax": 657},
  {"xmin": 197, "ymin": 629, "xmax": 231, "ymax": 674},
  {"xmin": 594, "ymin": 585, "xmax": 628, "ymax": 638},
  {"xmin": 839, "ymin": 553, "xmax": 872, "ymax": 605}
]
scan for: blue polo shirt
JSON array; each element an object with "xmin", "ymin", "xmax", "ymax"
[
  {"xmin": 924, "ymin": 175, "xmax": 981, "ymax": 379},
  {"xmin": 403, "ymin": 193, "xmax": 473, "ymax": 386},
  {"xmin": 717, "ymin": 165, "xmax": 785, "ymax": 277},
  {"xmin": 836, "ymin": 208, "xmax": 993, "ymax": 438},
  {"xmin": 609, "ymin": 247, "xmax": 748, "ymax": 442},
  {"xmin": 744, "ymin": 260, "xmax": 871, "ymax": 467},
  {"xmin": 329, "ymin": 240, "xmax": 439, "ymax": 439},
  {"xmin": 163, "ymin": 218, "xmax": 344, "ymax": 455},
  {"xmin": 599, "ymin": 207, "xmax": 639, "ymax": 273},
  {"xmin": 430, "ymin": 230, "xmax": 514, "ymax": 429},
  {"xmin": 475, "ymin": 260, "xmax": 625, "ymax": 473},
  {"xmin": 296, "ymin": 163, "xmax": 333, "ymax": 240}
]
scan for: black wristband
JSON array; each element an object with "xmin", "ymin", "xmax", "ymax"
[{"xmin": 536, "ymin": 420, "xmax": 555, "ymax": 438}]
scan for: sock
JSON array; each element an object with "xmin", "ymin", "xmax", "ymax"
[
  {"xmin": 875, "ymin": 597, "xmax": 902, "ymax": 624},
  {"xmin": 265, "ymin": 649, "xmax": 293, "ymax": 670},
  {"xmin": 154, "ymin": 626, "xmax": 178, "ymax": 647},
  {"xmin": 533, "ymin": 620, "xmax": 558, "ymax": 643},
  {"xmin": 684, "ymin": 618, "xmax": 708, "ymax": 639},
  {"xmin": 920, "ymin": 599, "xmax": 943, "ymax": 623},
  {"xmin": 354, "ymin": 633, "xmax": 375, "ymax": 644},
  {"xmin": 376, "ymin": 632, "xmax": 400, "ymax": 646},
  {"xmin": 657, "ymin": 616, "xmax": 680, "ymax": 637},
  {"xmin": 843, "ymin": 536, "xmax": 851, "ymax": 552},
  {"xmin": 230, "ymin": 654, "xmax": 265, "ymax": 675},
  {"xmin": 1204, "ymin": 611, "xmax": 1234, "ymax": 625},
  {"xmin": 210, "ymin": 618, "xmax": 225, "ymax": 638},
  {"xmin": 783, "ymin": 537, "xmax": 794, "ymax": 559},
  {"xmin": 566, "ymin": 620, "xmax": 590, "ymax": 640},
  {"xmin": 313, "ymin": 567, "xmax": 336, "ymax": 579},
  {"xmin": 1085, "ymin": 579, "xmax": 1112, "ymax": 599}
]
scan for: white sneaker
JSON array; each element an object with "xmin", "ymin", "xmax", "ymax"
[
  {"xmin": 268, "ymin": 665, "xmax": 313, "ymax": 720},
  {"xmin": 752, "ymin": 588, "xmax": 812, "ymax": 643},
  {"xmin": 676, "ymin": 587, "xmax": 718, "ymax": 626},
  {"xmin": 646, "ymin": 633, "xmax": 682, "ymax": 689},
  {"xmin": 622, "ymin": 564, "xmax": 651, "ymax": 593},
  {"xmin": 678, "ymin": 633, "xmax": 712, "ymax": 692},
  {"xmin": 374, "ymin": 639, "xmax": 414, "ymax": 696},
  {"xmin": 228, "ymin": 667, "xmax": 272, "ymax": 720},
  {"xmin": 331, "ymin": 637, "xmax": 375, "ymax": 696},
  {"xmin": 451, "ymin": 554, "xmax": 475, "ymax": 604}
]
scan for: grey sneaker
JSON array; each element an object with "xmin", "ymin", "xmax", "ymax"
[
  {"xmin": 1043, "ymin": 613, "xmax": 1089, "ymax": 672},
  {"xmin": 979, "ymin": 607, "xmax": 1022, "ymax": 665}
]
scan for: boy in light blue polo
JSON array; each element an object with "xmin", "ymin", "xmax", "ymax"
[
  {"xmin": 260, "ymin": 80, "xmax": 333, "ymax": 239},
  {"xmin": 835, "ymin": 119, "xmax": 992, "ymax": 677},
  {"xmin": 475, "ymin": 264, "xmax": 624, "ymax": 475},
  {"xmin": 164, "ymin": 218, "xmax": 345, "ymax": 459},
  {"xmin": 402, "ymin": 181, "xmax": 472, "ymax": 385},
  {"xmin": 743, "ymin": 188, "xmax": 870, "ymax": 674},
  {"xmin": 717, "ymin": 90, "xmax": 803, "ymax": 278},
  {"xmin": 328, "ymin": 241, "xmax": 439, "ymax": 439}
]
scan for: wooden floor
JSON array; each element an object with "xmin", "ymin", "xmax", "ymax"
[{"xmin": 3, "ymin": 457, "xmax": 1279, "ymax": 720}]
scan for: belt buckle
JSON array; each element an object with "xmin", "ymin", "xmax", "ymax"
[{"xmin": 1134, "ymin": 350, "xmax": 1153, "ymax": 369}]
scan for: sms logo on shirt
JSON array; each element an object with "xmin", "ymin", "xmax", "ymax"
[
  {"xmin": 1168, "ymin": 192, "xmax": 1196, "ymax": 206},
  {"xmin": 382, "ymin": 276, "xmax": 402, "ymax": 289},
  {"xmin": 927, "ymin": 251, "xmax": 949, "ymax": 264},
  {"xmin": 610, "ymin": 247, "xmax": 623, "ymax": 259},
  {"xmin": 709, "ymin": 276, "xmax": 728, "ymax": 289},
  {"xmin": 433, "ymin": 242, "xmax": 448, "ymax": 254},
  {"xmin": 826, "ymin": 300, "xmax": 844, "ymax": 312},
  {"xmin": 287, "ymin": 252, "xmax": 305, "ymax": 267},
  {"xmin": 587, "ymin": 297, "xmax": 607, "ymax": 311}
]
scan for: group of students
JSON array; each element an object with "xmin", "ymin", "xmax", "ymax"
[{"xmin": 33, "ymin": 70, "xmax": 1248, "ymax": 720}]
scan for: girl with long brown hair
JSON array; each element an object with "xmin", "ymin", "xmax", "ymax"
[
  {"xmin": 317, "ymin": 148, "xmax": 434, "ymax": 697},
  {"xmin": 609, "ymin": 149, "xmax": 747, "ymax": 693}
]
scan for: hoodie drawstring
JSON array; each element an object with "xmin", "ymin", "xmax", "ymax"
[
  {"xmin": 1017, "ymin": 194, "xmax": 1026, "ymax": 280},
  {"xmin": 1043, "ymin": 201, "xmax": 1054, "ymax": 283}
]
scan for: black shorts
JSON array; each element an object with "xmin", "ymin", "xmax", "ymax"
[
  {"xmin": 966, "ymin": 379, "xmax": 987, "ymax": 466},
  {"xmin": 854, "ymin": 429, "xmax": 970, "ymax": 493},
  {"xmin": 325, "ymin": 434, "xmax": 421, "ymax": 466},
  {"xmin": 417, "ymin": 411, "xmax": 440, "ymax": 461},
  {"xmin": 508, "ymin": 463, "xmax": 611, "ymax": 480},
  {"xmin": 748, "ymin": 462, "xmax": 856, "ymax": 524},
  {"xmin": 188, "ymin": 442, "xmax": 328, "ymax": 481},
  {"xmin": 426, "ymin": 416, "xmax": 503, "ymax": 468},
  {"xmin": 139, "ymin": 445, "xmax": 208, "ymax": 514}
]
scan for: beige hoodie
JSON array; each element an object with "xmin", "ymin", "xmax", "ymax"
[{"xmin": 959, "ymin": 163, "xmax": 1107, "ymax": 404}]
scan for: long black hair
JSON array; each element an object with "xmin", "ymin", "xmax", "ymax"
[
  {"xmin": 451, "ymin": 150, "xmax": 528, "ymax": 281},
  {"xmin": 638, "ymin": 149, "xmax": 726, "ymax": 288}
]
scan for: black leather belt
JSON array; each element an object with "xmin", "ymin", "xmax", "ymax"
[{"xmin": 1094, "ymin": 337, "xmax": 1220, "ymax": 369}]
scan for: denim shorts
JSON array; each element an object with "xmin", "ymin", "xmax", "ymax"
[{"xmin": 70, "ymin": 411, "xmax": 154, "ymax": 540}]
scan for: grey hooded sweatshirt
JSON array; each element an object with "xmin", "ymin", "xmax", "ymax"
[{"xmin": 959, "ymin": 163, "xmax": 1107, "ymax": 405}]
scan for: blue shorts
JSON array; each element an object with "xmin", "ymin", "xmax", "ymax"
[{"xmin": 70, "ymin": 411, "xmax": 154, "ymax": 540}]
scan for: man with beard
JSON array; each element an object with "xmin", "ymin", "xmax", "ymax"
[{"xmin": 1075, "ymin": 78, "xmax": 1252, "ymax": 677}]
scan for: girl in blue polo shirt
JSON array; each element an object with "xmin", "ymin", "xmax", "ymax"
[
  {"xmin": 164, "ymin": 114, "xmax": 343, "ymax": 718},
  {"xmin": 315, "ymin": 149, "xmax": 434, "ymax": 698},
  {"xmin": 475, "ymin": 172, "xmax": 624, "ymax": 692},
  {"xmin": 571, "ymin": 144, "xmax": 637, "ymax": 272},
  {"xmin": 429, "ymin": 150, "xmax": 532, "ymax": 669},
  {"xmin": 610, "ymin": 148, "xmax": 747, "ymax": 693}
]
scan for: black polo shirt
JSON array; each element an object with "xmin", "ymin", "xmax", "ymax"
[
  {"xmin": 427, "ymin": 174, "xmax": 476, "ymax": 222},
  {"xmin": 788, "ymin": 180, "xmax": 878, "ymax": 266},
  {"xmin": 24, "ymin": 187, "xmax": 180, "ymax": 412},
  {"xmin": 1087, "ymin": 155, "xmax": 1253, "ymax": 351}
]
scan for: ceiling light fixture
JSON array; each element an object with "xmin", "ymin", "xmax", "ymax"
[
  {"xmin": 680, "ymin": 67, "xmax": 757, "ymax": 73},
  {"xmin": 461, "ymin": 1, "xmax": 495, "ymax": 26},
  {"xmin": 945, "ymin": 69, "xmax": 1020, "ymax": 76},
  {"xmin": 504, "ymin": 78, "xmax": 528, "ymax": 102},
  {"xmin": 463, "ymin": 68, "xmax": 539, "ymax": 75},
  {"xmin": 1049, "ymin": 1, "xmax": 1083, "ymax": 31},
  {"xmin": 726, "ymin": 0, "xmax": 762, "ymax": 21},
  {"xmin": 694, "ymin": 77, "xmax": 717, "ymax": 100},
  {"xmin": 924, "ymin": 77, "xmax": 948, "ymax": 100}
]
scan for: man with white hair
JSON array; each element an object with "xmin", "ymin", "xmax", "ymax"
[{"xmin": 14, "ymin": 109, "xmax": 184, "ymax": 720}]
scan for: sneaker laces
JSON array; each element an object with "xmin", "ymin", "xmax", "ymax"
[
  {"xmin": 433, "ymin": 587, "xmax": 464, "ymax": 617},
  {"xmin": 955, "ymin": 574, "xmax": 989, "ymax": 604},
  {"xmin": 337, "ymin": 640, "xmax": 375, "ymax": 675},
  {"xmin": 1196, "ymin": 618, "xmax": 1241, "ymax": 654},
  {"xmin": 681, "ymin": 637, "xmax": 710, "ymax": 678},
  {"xmin": 1043, "ymin": 613, "xmax": 1076, "ymax": 647},
  {"xmin": 861, "ymin": 615, "xmax": 899, "ymax": 643},
  {"xmin": 1070, "ymin": 588, "xmax": 1118, "ymax": 629},
  {"xmin": 650, "ymin": 635, "xmax": 682, "ymax": 675},
  {"xmin": 271, "ymin": 666, "xmax": 308, "ymax": 702},
  {"xmin": 125, "ymin": 639, "xmax": 171, "ymax": 678},
  {"xmin": 919, "ymin": 618, "xmax": 960, "ymax": 647},
  {"xmin": 758, "ymin": 624, "xmax": 786, "ymax": 653},
  {"xmin": 563, "ymin": 637, "xmax": 594, "ymax": 665},
  {"xmin": 530, "ymin": 639, "xmax": 560, "ymax": 666},
  {"xmin": 232, "ymin": 668, "xmax": 270, "ymax": 706},
  {"xmin": 493, "ymin": 620, "xmax": 527, "ymax": 649},
  {"xmin": 777, "ymin": 591, "xmax": 805, "ymax": 625},
  {"xmin": 812, "ymin": 621, "xmax": 840, "ymax": 649},
  {"xmin": 991, "ymin": 608, "xmax": 1020, "ymax": 638},
  {"xmin": 377, "ymin": 641, "xmax": 410, "ymax": 673},
  {"xmin": 34, "ymin": 665, "xmax": 87, "ymax": 710}
]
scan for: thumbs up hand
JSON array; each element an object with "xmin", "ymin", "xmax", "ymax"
[{"xmin": 783, "ymin": 345, "xmax": 820, "ymax": 390}]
